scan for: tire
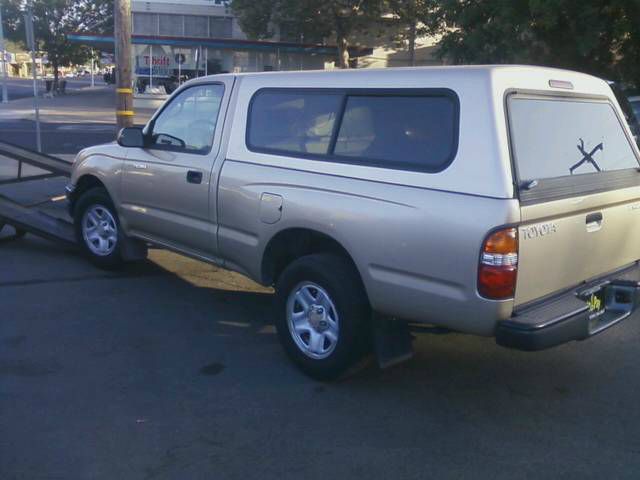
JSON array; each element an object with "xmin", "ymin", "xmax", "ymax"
[
  {"xmin": 73, "ymin": 187, "xmax": 124, "ymax": 270},
  {"xmin": 274, "ymin": 253, "xmax": 371, "ymax": 380},
  {"xmin": 0, "ymin": 222, "xmax": 26, "ymax": 239}
]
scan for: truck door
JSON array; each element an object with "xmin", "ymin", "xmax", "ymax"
[{"xmin": 121, "ymin": 79, "xmax": 232, "ymax": 257}]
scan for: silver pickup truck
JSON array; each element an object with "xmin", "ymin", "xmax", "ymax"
[{"xmin": 66, "ymin": 66, "xmax": 640, "ymax": 379}]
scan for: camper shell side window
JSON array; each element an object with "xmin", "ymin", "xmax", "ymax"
[{"xmin": 246, "ymin": 88, "xmax": 460, "ymax": 174}]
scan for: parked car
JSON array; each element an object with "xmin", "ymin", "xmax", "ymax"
[{"xmin": 65, "ymin": 66, "xmax": 640, "ymax": 379}]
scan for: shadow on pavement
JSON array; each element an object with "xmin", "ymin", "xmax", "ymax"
[{"xmin": 1, "ymin": 232, "xmax": 639, "ymax": 479}]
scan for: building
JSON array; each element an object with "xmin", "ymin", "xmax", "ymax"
[
  {"xmin": 1, "ymin": 52, "xmax": 47, "ymax": 78},
  {"xmin": 69, "ymin": 0, "xmax": 372, "ymax": 96},
  {"xmin": 358, "ymin": 34, "xmax": 443, "ymax": 69}
]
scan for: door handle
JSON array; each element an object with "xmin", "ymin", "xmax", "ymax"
[
  {"xmin": 187, "ymin": 170, "xmax": 203, "ymax": 184},
  {"xmin": 133, "ymin": 163, "xmax": 147, "ymax": 170},
  {"xmin": 586, "ymin": 212, "xmax": 603, "ymax": 232},
  {"xmin": 586, "ymin": 212, "xmax": 603, "ymax": 224}
]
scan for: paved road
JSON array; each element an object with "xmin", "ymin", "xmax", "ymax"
[
  {"xmin": 1, "ymin": 222, "xmax": 639, "ymax": 478},
  {"xmin": 0, "ymin": 87, "xmax": 152, "ymax": 155},
  {"xmin": 1, "ymin": 76, "xmax": 106, "ymax": 102},
  {"xmin": 0, "ymin": 119, "xmax": 117, "ymax": 154}
]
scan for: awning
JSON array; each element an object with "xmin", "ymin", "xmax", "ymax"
[{"xmin": 67, "ymin": 33, "xmax": 373, "ymax": 58}]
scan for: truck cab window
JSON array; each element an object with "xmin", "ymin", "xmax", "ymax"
[{"xmin": 149, "ymin": 84, "xmax": 224, "ymax": 153}]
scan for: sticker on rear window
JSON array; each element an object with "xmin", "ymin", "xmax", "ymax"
[{"xmin": 570, "ymin": 138, "xmax": 603, "ymax": 174}]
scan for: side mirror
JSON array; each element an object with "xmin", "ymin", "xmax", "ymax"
[{"xmin": 117, "ymin": 127, "xmax": 146, "ymax": 148}]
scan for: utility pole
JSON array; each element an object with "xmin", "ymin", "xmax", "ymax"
[
  {"xmin": 90, "ymin": 48, "xmax": 95, "ymax": 88},
  {"xmin": 25, "ymin": 6, "xmax": 42, "ymax": 152},
  {"xmin": 0, "ymin": 4, "xmax": 9, "ymax": 104},
  {"xmin": 114, "ymin": 0, "xmax": 133, "ymax": 129}
]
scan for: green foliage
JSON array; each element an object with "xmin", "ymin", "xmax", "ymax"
[
  {"xmin": 2, "ymin": 39, "xmax": 25, "ymax": 53},
  {"xmin": 231, "ymin": 0, "xmax": 386, "ymax": 67},
  {"xmin": 386, "ymin": 0, "xmax": 439, "ymax": 65},
  {"xmin": 435, "ymin": 0, "xmax": 640, "ymax": 86},
  {"xmin": 1, "ymin": 0, "xmax": 112, "ymax": 79},
  {"xmin": 228, "ymin": 0, "xmax": 278, "ymax": 40},
  {"xmin": 387, "ymin": 0, "xmax": 437, "ymax": 38}
]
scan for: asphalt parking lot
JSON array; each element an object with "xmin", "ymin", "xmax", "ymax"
[{"xmin": 2, "ymin": 228, "xmax": 640, "ymax": 479}]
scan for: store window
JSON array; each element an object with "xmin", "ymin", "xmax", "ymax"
[
  {"xmin": 210, "ymin": 17, "xmax": 232, "ymax": 38},
  {"xmin": 133, "ymin": 12, "xmax": 158, "ymax": 35},
  {"xmin": 185, "ymin": 15, "xmax": 209, "ymax": 38},
  {"xmin": 159, "ymin": 14, "xmax": 184, "ymax": 36}
]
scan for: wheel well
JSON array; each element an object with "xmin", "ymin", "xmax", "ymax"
[
  {"xmin": 261, "ymin": 228, "xmax": 360, "ymax": 286},
  {"xmin": 70, "ymin": 175, "xmax": 106, "ymax": 212}
]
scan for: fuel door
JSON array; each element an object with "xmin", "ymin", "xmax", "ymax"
[{"xmin": 260, "ymin": 193, "xmax": 283, "ymax": 224}]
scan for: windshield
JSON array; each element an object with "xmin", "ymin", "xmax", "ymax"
[{"xmin": 509, "ymin": 96, "xmax": 639, "ymax": 182}]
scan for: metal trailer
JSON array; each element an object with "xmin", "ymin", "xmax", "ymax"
[{"xmin": 0, "ymin": 141, "xmax": 75, "ymax": 246}]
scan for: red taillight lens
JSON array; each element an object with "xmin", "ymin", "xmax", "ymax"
[
  {"xmin": 478, "ymin": 227, "xmax": 518, "ymax": 299},
  {"xmin": 478, "ymin": 265, "xmax": 518, "ymax": 299}
]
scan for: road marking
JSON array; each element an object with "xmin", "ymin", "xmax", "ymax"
[{"xmin": 56, "ymin": 125, "xmax": 115, "ymax": 132}]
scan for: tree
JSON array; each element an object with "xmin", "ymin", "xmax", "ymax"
[
  {"xmin": 605, "ymin": 0, "xmax": 640, "ymax": 88},
  {"xmin": 2, "ymin": 0, "xmax": 112, "ymax": 87},
  {"xmin": 433, "ymin": 0, "xmax": 640, "ymax": 86},
  {"xmin": 387, "ymin": 0, "xmax": 438, "ymax": 66},
  {"xmin": 231, "ymin": 0, "xmax": 385, "ymax": 68}
]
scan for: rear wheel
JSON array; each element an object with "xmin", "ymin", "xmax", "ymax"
[
  {"xmin": 275, "ymin": 253, "xmax": 370, "ymax": 380},
  {"xmin": 73, "ymin": 187, "xmax": 124, "ymax": 270}
]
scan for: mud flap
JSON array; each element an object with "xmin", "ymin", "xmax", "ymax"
[
  {"xmin": 372, "ymin": 314, "xmax": 414, "ymax": 369},
  {"xmin": 120, "ymin": 235, "xmax": 148, "ymax": 262}
]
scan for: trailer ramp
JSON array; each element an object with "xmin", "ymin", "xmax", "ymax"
[{"xmin": 0, "ymin": 141, "xmax": 76, "ymax": 246}]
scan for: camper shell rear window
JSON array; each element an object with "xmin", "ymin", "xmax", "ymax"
[
  {"xmin": 246, "ymin": 88, "xmax": 460, "ymax": 173},
  {"xmin": 508, "ymin": 92, "xmax": 640, "ymax": 203}
]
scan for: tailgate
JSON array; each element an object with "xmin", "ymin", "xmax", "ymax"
[{"xmin": 507, "ymin": 92, "xmax": 640, "ymax": 306}]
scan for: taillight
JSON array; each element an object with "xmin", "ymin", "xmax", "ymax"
[{"xmin": 478, "ymin": 227, "xmax": 518, "ymax": 299}]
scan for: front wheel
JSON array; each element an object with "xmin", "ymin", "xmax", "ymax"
[
  {"xmin": 73, "ymin": 187, "xmax": 124, "ymax": 270},
  {"xmin": 274, "ymin": 253, "xmax": 371, "ymax": 380},
  {"xmin": 0, "ymin": 222, "xmax": 26, "ymax": 239}
]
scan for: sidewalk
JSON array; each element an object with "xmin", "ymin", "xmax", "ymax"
[{"xmin": 0, "ymin": 86, "xmax": 156, "ymax": 125}]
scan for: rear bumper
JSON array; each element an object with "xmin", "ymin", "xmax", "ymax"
[{"xmin": 496, "ymin": 263, "xmax": 640, "ymax": 351}]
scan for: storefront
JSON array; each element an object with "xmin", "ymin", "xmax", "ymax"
[
  {"xmin": 131, "ymin": 43, "xmax": 336, "ymax": 93},
  {"xmin": 68, "ymin": 33, "xmax": 371, "ymax": 96},
  {"xmin": 67, "ymin": 0, "xmax": 371, "ymax": 99}
]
